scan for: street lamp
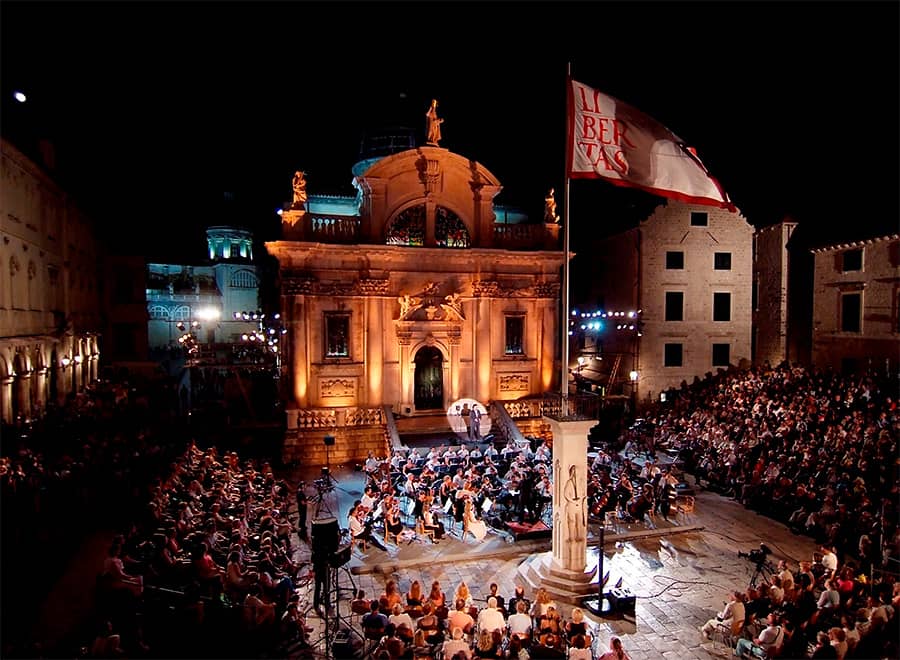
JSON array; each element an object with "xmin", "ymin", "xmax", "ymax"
[{"xmin": 234, "ymin": 310, "xmax": 287, "ymax": 375}]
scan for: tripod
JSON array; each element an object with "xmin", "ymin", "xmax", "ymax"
[
  {"xmin": 313, "ymin": 561, "xmax": 362, "ymax": 658},
  {"xmin": 312, "ymin": 435, "xmax": 355, "ymax": 520},
  {"xmin": 748, "ymin": 559, "xmax": 776, "ymax": 589}
]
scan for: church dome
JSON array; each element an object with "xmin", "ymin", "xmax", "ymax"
[{"xmin": 352, "ymin": 126, "xmax": 417, "ymax": 177}]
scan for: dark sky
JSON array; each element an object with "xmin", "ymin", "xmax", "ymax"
[{"xmin": 1, "ymin": 1, "xmax": 898, "ymax": 263}]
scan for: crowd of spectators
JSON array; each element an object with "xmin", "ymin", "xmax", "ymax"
[
  {"xmin": 630, "ymin": 362, "xmax": 898, "ymax": 658},
  {"xmin": 356, "ymin": 579, "xmax": 624, "ymax": 660}
]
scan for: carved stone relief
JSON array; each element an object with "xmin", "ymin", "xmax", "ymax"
[
  {"xmin": 499, "ymin": 373, "xmax": 530, "ymax": 392},
  {"xmin": 320, "ymin": 377, "xmax": 356, "ymax": 398}
]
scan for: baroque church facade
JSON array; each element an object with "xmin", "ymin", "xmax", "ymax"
[{"xmin": 266, "ymin": 136, "xmax": 565, "ymax": 461}]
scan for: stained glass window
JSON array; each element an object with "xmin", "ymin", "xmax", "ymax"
[
  {"xmin": 435, "ymin": 206, "xmax": 470, "ymax": 248},
  {"xmin": 386, "ymin": 205, "xmax": 425, "ymax": 246}
]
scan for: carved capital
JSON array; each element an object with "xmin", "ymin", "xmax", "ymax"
[
  {"xmin": 472, "ymin": 279, "xmax": 499, "ymax": 297},
  {"xmin": 534, "ymin": 281, "xmax": 560, "ymax": 298},
  {"xmin": 358, "ymin": 278, "xmax": 390, "ymax": 295},
  {"xmin": 283, "ymin": 274, "xmax": 316, "ymax": 295}
]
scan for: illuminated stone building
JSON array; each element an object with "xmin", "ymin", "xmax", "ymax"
[
  {"xmin": 0, "ymin": 137, "xmax": 102, "ymax": 425},
  {"xmin": 266, "ymin": 136, "xmax": 565, "ymax": 463},
  {"xmin": 586, "ymin": 201, "xmax": 754, "ymax": 406},
  {"xmin": 146, "ymin": 226, "xmax": 261, "ymax": 350},
  {"xmin": 811, "ymin": 233, "xmax": 900, "ymax": 374}
]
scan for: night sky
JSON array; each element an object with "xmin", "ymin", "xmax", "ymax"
[{"xmin": 1, "ymin": 1, "xmax": 898, "ymax": 265}]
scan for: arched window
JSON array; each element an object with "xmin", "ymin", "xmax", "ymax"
[
  {"xmin": 435, "ymin": 206, "xmax": 470, "ymax": 248},
  {"xmin": 230, "ymin": 270, "xmax": 258, "ymax": 289},
  {"xmin": 172, "ymin": 305, "xmax": 191, "ymax": 321},
  {"xmin": 386, "ymin": 205, "xmax": 425, "ymax": 246},
  {"xmin": 149, "ymin": 305, "xmax": 170, "ymax": 320}
]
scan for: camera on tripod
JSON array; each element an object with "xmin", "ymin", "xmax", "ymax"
[
  {"xmin": 313, "ymin": 466, "xmax": 335, "ymax": 493},
  {"xmin": 738, "ymin": 542, "xmax": 772, "ymax": 564}
]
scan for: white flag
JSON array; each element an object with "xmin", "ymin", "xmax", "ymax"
[{"xmin": 567, "ymin": 78, "xmax": 734, "ymax": 210}]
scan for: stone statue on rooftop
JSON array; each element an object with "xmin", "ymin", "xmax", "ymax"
[
  {"xmin": 291, "ymin": 170, "xmax": 308, "ymax": 210},
  {"xmin": 425, "ymin": 99, "xmax": 444, "ymax": 146}
]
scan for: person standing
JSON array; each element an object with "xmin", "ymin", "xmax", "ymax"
[
  {"xmin": 469, "ymin": 405, "xmax": 482, "ymax": 441},
  {"xmin": 295, "ymin": 482, "xmax": 308, "ymax": 541}
]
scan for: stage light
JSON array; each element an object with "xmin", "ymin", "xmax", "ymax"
[{"xmin": 13, "ymin": 91, "xmax": 26, "ymax": 103}]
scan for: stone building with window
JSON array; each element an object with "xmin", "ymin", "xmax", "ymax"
[
  {"xmin": 811, "ymin": 233, "xmax": 900, "ymax": 374},
  {"xmin": 146, "ymin": 226, "xmax": 261, "ymax": 351},
  {"xmin": 266, "ymin": 137, "xmax": 565, "ymax": 463},
  {"xmin": 585, "ymin": 201, "xmax": 754, "ymax": 405},
  {"xmin": 0, "ymin": 137, "xmax": 103, "ymax": 425}
]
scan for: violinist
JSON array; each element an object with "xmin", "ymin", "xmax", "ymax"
[
  {"xmin": 385, "ymin": 501, "xmax": 405, "ymax": 540},
  {"xmin": 614, "ymin": 470, "xmax": 635, "ymax": 512}
]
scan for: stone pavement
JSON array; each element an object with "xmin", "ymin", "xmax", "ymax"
[{"xmin": 288, "ymin": 461, "xmax": 821, "ymax": 659}]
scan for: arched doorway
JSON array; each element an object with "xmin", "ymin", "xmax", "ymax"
[{"xmin": 414, "ymin": 346, "xmax": 443, "ymax": 411}]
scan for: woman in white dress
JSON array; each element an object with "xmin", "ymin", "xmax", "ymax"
[{"xmin": 463, "ymin": 498, "xmax": 487, "ymax": 542}]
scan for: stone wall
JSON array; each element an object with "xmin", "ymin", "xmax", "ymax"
[{"xmin": 282, "ymin": 426, "xmax": 390, "ymax": 467}]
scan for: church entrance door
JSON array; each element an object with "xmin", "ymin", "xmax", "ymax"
[{"xmin": 413, "ymin": 346, "xmax": 444, "ymax": 411}]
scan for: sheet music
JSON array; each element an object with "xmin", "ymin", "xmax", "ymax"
[
  {"xmin": 443, "ymin": 498, "xmax": 453, "ymax": 514},
  {"xmin": 481, "ymin": 497, "xmax": 493, "ymax": 513}
]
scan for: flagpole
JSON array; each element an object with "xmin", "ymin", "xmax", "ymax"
[{"xmin": 561, "ymin": 62, "xmax": 572, "ymax": 415}]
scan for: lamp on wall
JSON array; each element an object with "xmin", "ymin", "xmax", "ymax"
[{"xmin": 60, "ymin": 356, "xmax": 71, "ymax": 369}]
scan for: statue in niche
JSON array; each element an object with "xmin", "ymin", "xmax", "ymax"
[{"xmin": 291, "ymin": 171, "xmax": 308, "ymax": 210}]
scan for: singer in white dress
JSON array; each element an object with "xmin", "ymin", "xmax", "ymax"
[{"xmin": 463, "ymin": 498, "xmax": 487, "ymax": 542}]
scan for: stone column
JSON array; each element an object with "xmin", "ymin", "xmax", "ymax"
[
  {"xmin": 518, "ymin": 417, "xmax": 597, "ymax": 604},
  {"xmin": 291, "ymin": 296, "xmax": 309, "ymax": 407},
  {"xmin": 398, "ymin": 332, "xmax": 412, "ymax": 411},
  {"xmin": 0, "ymin": 375, "xmax": 13, "ymax": 425},
  {"xmin": 366, "ymin": 296, "xmax": 384, "ymax": 405}
]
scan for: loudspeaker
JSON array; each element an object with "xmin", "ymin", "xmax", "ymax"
[
  {"xmin": 606, "ymin": 587, "xmax": 636, "ymax": 612},
  {"xmin": 311, "ymin": 517, "xmax": 339, "ymax": 556},
  {"xmin": 329, "ymin": 543, "xmax": 351, "ymax": 568},
  {"xmin": 332, "ymin": 628, "xmax": 353, "ymax": 657},
  {"xmin": 324, "ymin": 435, "xmax": 336, "ymax": 446}
]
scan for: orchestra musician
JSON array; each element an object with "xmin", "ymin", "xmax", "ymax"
[
  {"xmin": 626, "ymin": 483, "xmax": 655, "ymax": 523},
  {"xmin": 421, "ymin": 495, "xmax": 446, "ymax": 540},
  {"xmin": 384, "ymin": 501, "xmax": 405, "ymax": 541},
  {"xmin": 613, "ymin": 470, "xmax": 635, "ymax": 512}
]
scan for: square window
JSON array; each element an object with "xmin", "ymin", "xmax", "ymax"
[
  {"xmin": 713, "ymin": 292, "xmax": 731, "ymax": 322},
  {"xmin": 664, "ymin": 343, "xmax": 683, "ymax": 367},
  {"xmin": 841, "ymin": 293, "xmax": 861, "ymax": 332},
  {"xmin": 690, "ymin": 211, "xmax": 708, "ymax": 226},
  {"xmin": 842, "ymin": 248, "xmax": 862, "ymax": 272},
  {"xmin": 714, "ymin": 252, "xmax": 732, "ymax": 270},
  {"xmin": 505, "ymin": 316, "xmax": 525, "ymax": 355},
  {"xmin": 665, "ymin": 292, "xmax": 684, "ymax": 321},
  {"xmin": 325, "ymin": 314, "xmax": 350, "ymax": 357},
  {"xmin": 665, "ymin": 251, "xmax": 684, "ymax": 269},
  {"xmin": 712, "ymin": 343, "xmax": 730, "ymax": 366}
]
